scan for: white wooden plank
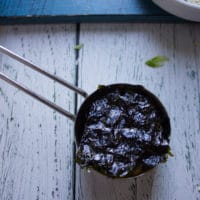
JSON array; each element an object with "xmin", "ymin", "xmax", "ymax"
[
  {"xmin": 0, "ymin": 24, "xmax": 76, "ymax": 200},
  {"xmin": 76, "ymin": 24, "xmax": 200, "ymax": 200}
]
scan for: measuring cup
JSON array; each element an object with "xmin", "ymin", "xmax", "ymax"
[{"xmin": 0, "ymin": 45, "xmax": 171, "ymax": 177}]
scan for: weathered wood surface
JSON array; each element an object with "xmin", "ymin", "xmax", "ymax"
[
  {"xmin": 0, "ymin": 23, "xmax": 200, "ymax": 200},
  {"xmin": 0, "ymin": 24, "xmax": 76, "ymax": 200},
  {"xmin": 0, "ymin": 0, "xmax": 180, "ymax": 25},
  {"xmin": 76, "ymin": 24, "xmax": 200, "ymax": 200}
]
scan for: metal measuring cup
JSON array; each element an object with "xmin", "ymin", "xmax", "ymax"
[{"xmin": 0, "ymin": 45, "xmax": 171, "ymax": 178}]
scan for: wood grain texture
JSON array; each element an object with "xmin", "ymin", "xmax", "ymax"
[
  {"xmin": 76, "ymin": 23, "xmax": 200, "ymax": 200},
  {"xmin": 0, "ymin": 24, "xmax": 76, "ymax": 200},
  {"xmin": 0, "ymin": 0, "xmax": 181, "ymax": 24}
]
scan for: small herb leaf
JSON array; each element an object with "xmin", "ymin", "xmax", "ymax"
[
  {"xmin": 145, "ymin": 56, "xmax": 169, "ymax": 68},
  {"xmin": 74, "ymin": 43, "xmax": 84, "ymax": 50},
  {"xmin": 165, "ymin": 146, "xmax": 174, "ymax": 157},
  {"xmin": 168, "ymin": 149, "xmax": 174, "ymax": 157},
  {"xmin": 98, "ymin": 85, "xmax": 106, "ymax": 89}
]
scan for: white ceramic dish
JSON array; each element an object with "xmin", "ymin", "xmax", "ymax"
[{"xmin": 153, "ymin": 0, "xmax": 200, "ymax": 22}]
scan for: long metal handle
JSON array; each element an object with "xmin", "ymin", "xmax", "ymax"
[
  {"xmin": 0, "ymin": 45, "xmax": 88, "ymax": 98},
  {"xmin": 0, "ymin": 45, "xmax": 88, "ymax": 121},
  {"xmin": 0, "ymin": 72, "xmax": 76, "ymax": 121}
]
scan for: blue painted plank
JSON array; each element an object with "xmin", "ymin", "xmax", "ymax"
[{"xmin": 0, "ymin": 0, "xmax": 183, "ymax": 24}]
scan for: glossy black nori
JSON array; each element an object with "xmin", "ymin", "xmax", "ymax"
[{"xmin": 75, "ymin": 84, "xmax": 171, "ymax": 178}]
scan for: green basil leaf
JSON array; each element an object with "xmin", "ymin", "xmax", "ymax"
[
  {"xmin": 168, "ymin": 149, "xmax": 174, "ymax": 157},
  {"xmin": 74, "ymin": 43, "xmax": 84, "ymax": 50},
  {"xmin": 98, "ymin": 85, "xmax": 106, "ymax": 89},
  {"xmin": 145, "ymin": 56, "xmax": 169, "ymax": 68}
]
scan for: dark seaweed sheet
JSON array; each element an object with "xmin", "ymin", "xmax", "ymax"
[{"xmin": 76, "ymin": 88, "xmax": 170, "ymax": 178}]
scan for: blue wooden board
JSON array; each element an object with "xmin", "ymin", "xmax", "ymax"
[{"xmin": 0, "ymin": 0, "xmax": 183, "ymax": 24}]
